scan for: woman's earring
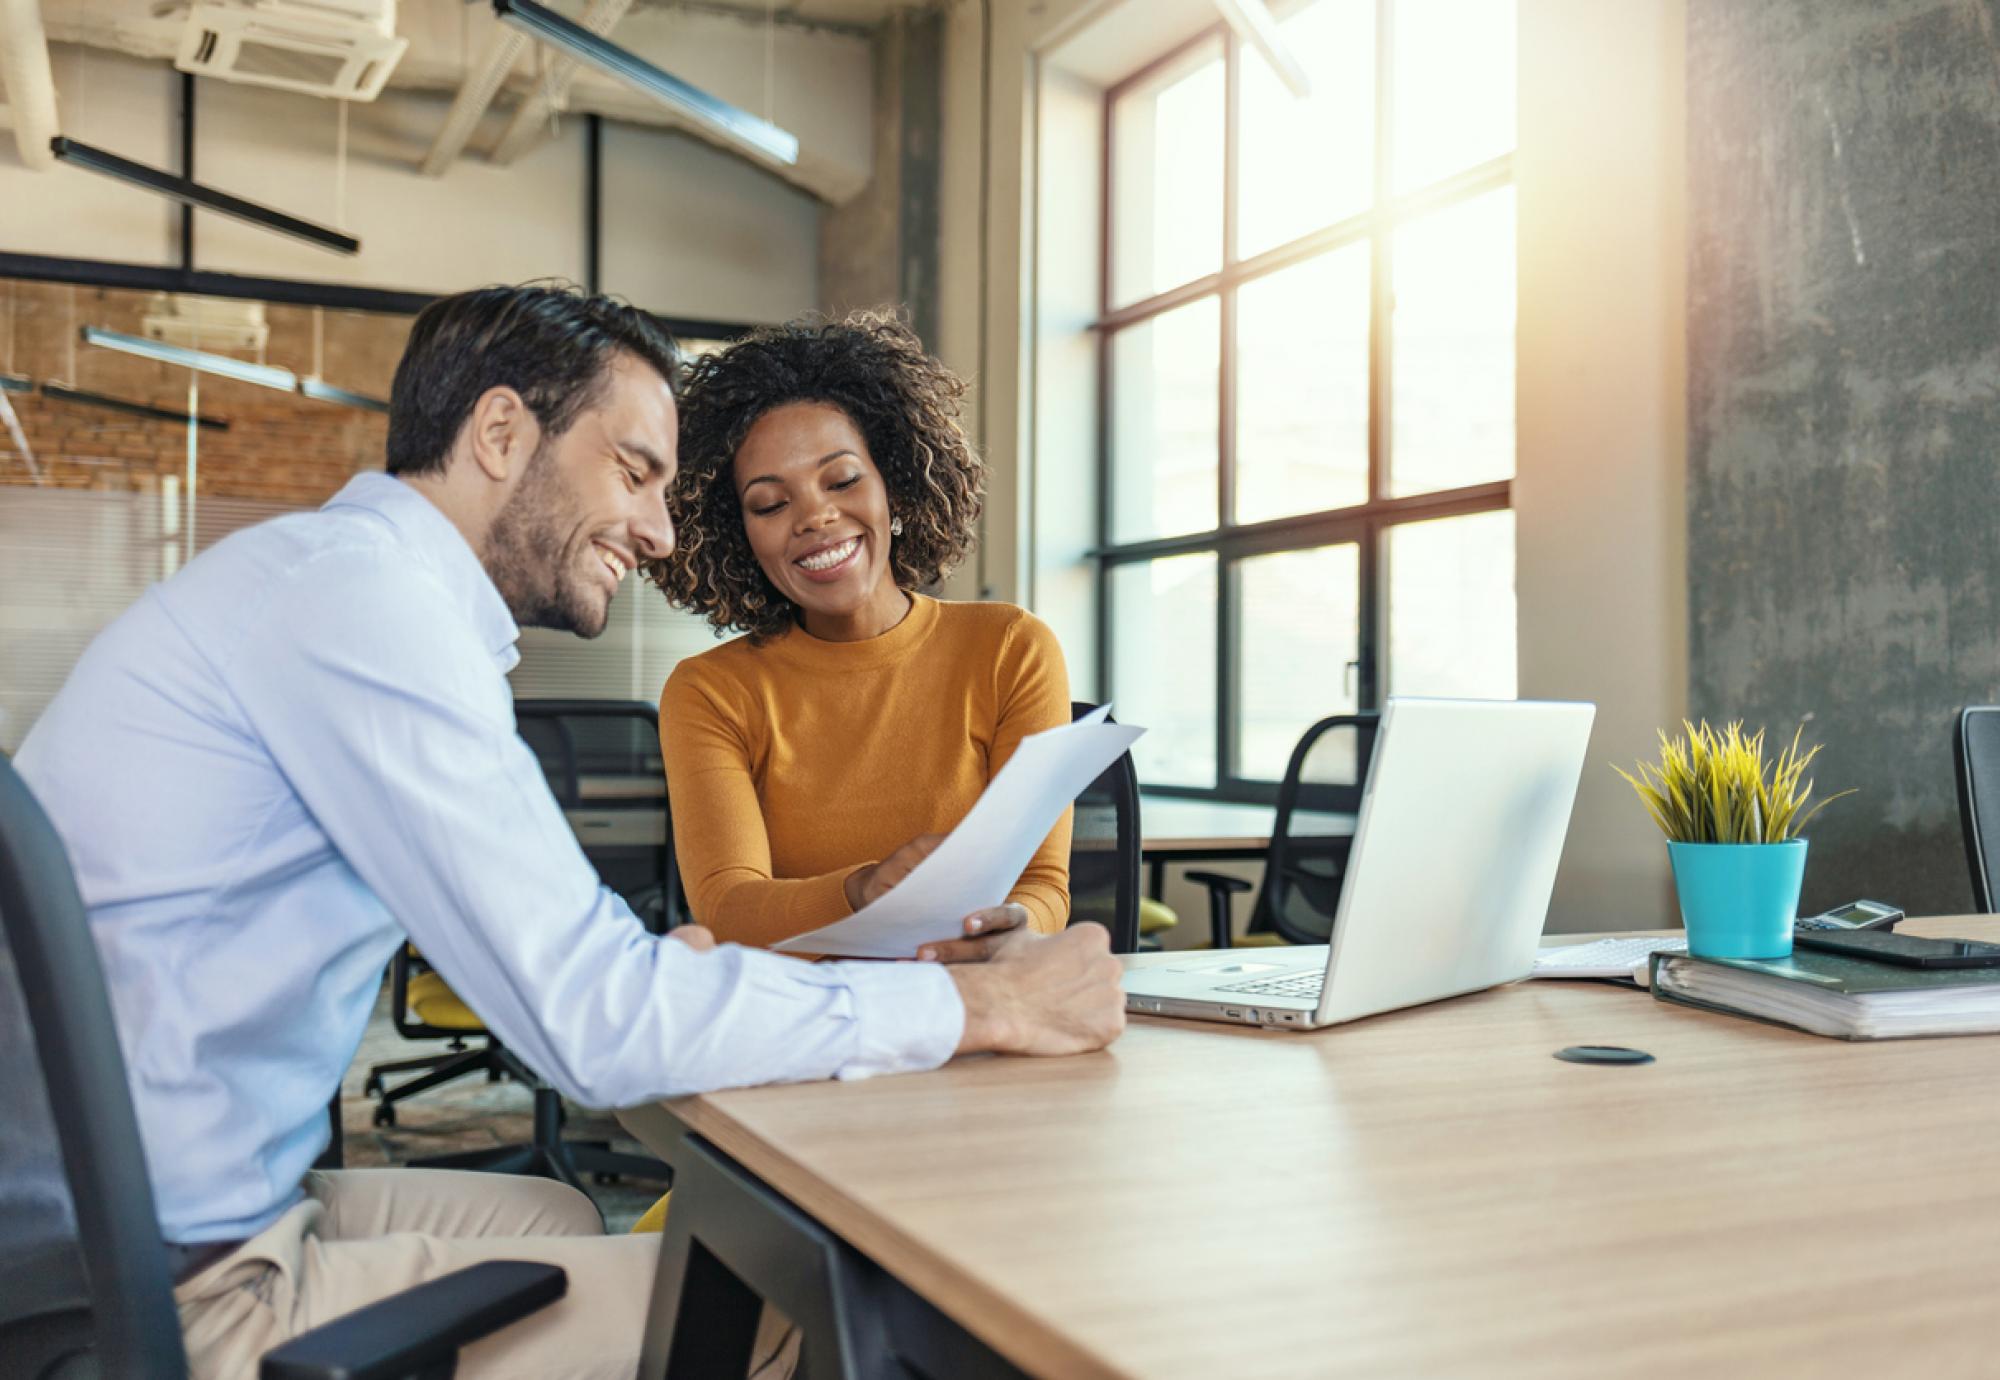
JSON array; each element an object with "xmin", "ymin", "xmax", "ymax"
[{"xmin": 890, "ymin": 516, "xmax": 904, "ymax": 538}]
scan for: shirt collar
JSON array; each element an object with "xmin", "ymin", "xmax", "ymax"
[{"xmin": 323, "ymin": 472, "xmax": 522, "ymax": 672}]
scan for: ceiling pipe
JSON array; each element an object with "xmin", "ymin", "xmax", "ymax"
[
  {"xmin": 419, "ymin": 18, "xmax": 530, "ymax": 177},
  {"xmin": 0, "ymin": 0, "xmax": 61, "ymax": 171},
  {"xmin": 487, "ymin": 0, "xmax": 633, "ymax": 166}
]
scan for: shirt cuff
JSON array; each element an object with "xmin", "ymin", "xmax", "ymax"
[{"xmin": 817, "ymin": 959, "xmax": 965, "ymax": 1081}]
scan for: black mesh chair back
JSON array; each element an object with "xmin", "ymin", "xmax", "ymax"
[
  {"xmin": 515, "ymin": 699, "xmax": 680, "ymax": 932},
  {"xmin": 1953, "ymin": 707, "xmax": 2000, "ymax": 912},
  {"xmin": 1066, "ymin": 702, "xmax": 1141, "ymax": 954},
  {"xmin": 0, "ymin": 753, "xmax": 186, "ymax": 1379},
  {"xmin": 1261, "ymin": 714, "xmax": 1379, "ymax": 945}
]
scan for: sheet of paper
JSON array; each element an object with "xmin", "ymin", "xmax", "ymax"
[{"xmin": 774, "ymin": 706, "xmax": 1143, "ymax": 958}]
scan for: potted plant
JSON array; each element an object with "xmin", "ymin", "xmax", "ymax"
[{"xmin": 1615, "ymin": 721, "xmax": 1852, "ymax": 960}]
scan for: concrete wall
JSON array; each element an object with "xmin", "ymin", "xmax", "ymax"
[{"xmin": 1688, "ymin": 0, "xmax": 2000, "ymax": 917}]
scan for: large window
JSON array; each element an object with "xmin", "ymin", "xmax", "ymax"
[{"xmin": 1098, "ymin": 0, "xmax": 1518, "ymax": 798}]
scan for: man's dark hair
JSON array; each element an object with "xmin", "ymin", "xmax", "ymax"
[{"xmin": 386, "ymin": 283, "xmax": 680, "ymax": 477}]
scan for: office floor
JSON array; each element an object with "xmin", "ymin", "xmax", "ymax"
[{"xmin": 339, "ymin": 983, "xmax": 663, "ymax": 1233}]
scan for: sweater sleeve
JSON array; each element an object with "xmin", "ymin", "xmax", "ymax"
[
  {"xmin": 660, "ymin": 663, "xmax": 867, "ymax": 948},
  {"xmin": 992, "ymin": 611, "xmax": 1074, "ymax": 933}
]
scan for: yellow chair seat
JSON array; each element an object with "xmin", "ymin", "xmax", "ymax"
[
  {"xmin": 406, "ymin": 970, "xmax": 485, "ymax": 1032},
  {"xmin": 1138, "ymin": 898, "xmax": 1177, "ymax": 935},
  {"xmin": 632, "ymin": 1190, "xmax": 671, "ymax": 1234}
]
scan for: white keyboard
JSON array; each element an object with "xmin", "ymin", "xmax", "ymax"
[{"xmin": 1530, "ymin": 936, "xmax": 1686, "ymax": 982}]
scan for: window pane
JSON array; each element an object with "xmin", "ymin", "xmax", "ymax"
[
  {"xmin": 1109, "ymin": 296, "xmax": 1219, "ymax": 543},
  {"xmin": 1391, "ymin": 0, "xmax": 1516, "ymax": 193},
  {"xmin": 1386, "ymin": 510, "xmax": 1516, "ymax": 698},
  {"xmin": 1389, "ymin": 186, "xmax": 1514, "ymax": 497},
  {"xmin": 1235, "ymin": 245, "xmax": 1370, "ymax": 524},
  {"xmin": 1237, "ymin": 0, "xmax": 1375, "ymax": 259},
  {"xmin": 1111, "ymin": 555, "xmax": 1217, "ymax": 787},
  {"xmin": 1110, "ymin": 38, "xmax": 1225, "ymax": 308},
  {"xmin": 1235, "ymin": 545, "xmax": 1359, "ymax": 781}
]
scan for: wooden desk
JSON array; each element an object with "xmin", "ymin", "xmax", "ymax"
[{"xmin": 624, "ymin": 914, "xmax": 2000, "ymax": 1378}]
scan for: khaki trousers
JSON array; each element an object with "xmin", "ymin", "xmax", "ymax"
[{"xmin": 173, "ymin": 1168, "xmax": 794, "ymax": 1380}]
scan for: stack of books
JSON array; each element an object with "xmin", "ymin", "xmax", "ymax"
[{"xmin": 1649, "ymin": 948, "xmax": 2000, "ymax": 1040}]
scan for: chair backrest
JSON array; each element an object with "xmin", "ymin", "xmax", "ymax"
[
  {"xmin": 514, "ymin": 699, "xmax": 682, "ymax": 933},
  {"xmin": 1953, "ymin": 707, "xmax": 2000, "ymax": 912},
  {"xmin": 1260, "ymin": 713, "xmax": 1380, "ymax": 945},
  {"xmin": 1065, "ymin": 702, "xmax": 1141, "ymax": 954},
  {"xmin": 0, "ymin": 754, "xmax": 187, "ymax": 1379}
]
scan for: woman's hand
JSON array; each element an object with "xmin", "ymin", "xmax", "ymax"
[
  {"xmin": 916, "ymin": 904, "xmax": 1030, "ymax": 963},
  {"xmin": 844, "ymin": 833, "xmax": 946, "ymax": 910}
]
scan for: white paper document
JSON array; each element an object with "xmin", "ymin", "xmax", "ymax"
[{"xmin": 773, "ymin": 705, "xmax": 1145, "ymax": 958}]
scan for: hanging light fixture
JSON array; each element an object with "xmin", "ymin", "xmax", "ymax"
[
  {"xmin": 50, "ymin": 137, "xmax": 362, "ymax": 255},
  {"xmin": 489, "ymin": 0, "xmax": 798, "ymax": 166},
  {"xmin": 301, "ymin": 378, "xmax": 389, "ymax": 413},
  {"xmin": 82, "ymin": 326, "xmax": 299, "ymax": 393},
  {"xmin": 41, "ymin": 382, "xmax": 230, "ymax": 431}
]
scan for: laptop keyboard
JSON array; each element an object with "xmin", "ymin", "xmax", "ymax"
[{"xmin": 1215, "ymin": 970, "xmax": 1326, "ymax": 999}]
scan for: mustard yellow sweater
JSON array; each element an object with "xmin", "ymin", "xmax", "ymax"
[{"xmin": 659, "ymin": 595, "xmax": 1073, "ymax": 948}]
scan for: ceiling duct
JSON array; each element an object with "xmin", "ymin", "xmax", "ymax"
[
  {"xmin": 0, "ymin": 0, "xmax": 60, "ymax": 170},
  {"xmin": 141, "ymin": 294, "xmax": 271, "ymax": 353},
  {"xmin": 175, "ymin": 0, "xmax": 408, "ymax": 101}
]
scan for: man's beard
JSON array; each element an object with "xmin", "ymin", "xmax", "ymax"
[{"xmin": 485, "ymin": 440, "xmax": 612, "ymax": 638}]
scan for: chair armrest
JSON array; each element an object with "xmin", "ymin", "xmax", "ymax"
[
  {"xmin": 1184, "ymin": 871, "xmax": 1255, "ymax": 949},
  {"xmin": 259, "ymin": 1260, "xmax": 566, "ymax": 1380}
]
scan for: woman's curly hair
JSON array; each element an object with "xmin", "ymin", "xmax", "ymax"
[{"xmin": 646, "ymin": 309, "xmax": 985, "ymax": 642}]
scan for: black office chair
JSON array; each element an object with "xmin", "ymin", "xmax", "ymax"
[
  {"xmin": 363, "ymin": 700, "xmax": 671, "ymax": 1191},
  {"xmin": 1067, "ymin": 701, "xmax": 1141, "ymax": 955},
  {"xmin": 1188, "ymin": 713, "xmax": 1379, "ymax": 948},
  {"xmin": 1952, "ymin": 707, "xmax": 2000, "ymax": 912},
  {"xmin": 0, "ymin": 753, "xmax": 566, "ymax": 1380}
]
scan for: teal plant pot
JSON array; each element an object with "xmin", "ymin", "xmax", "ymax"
[{"xmin": 1666, "ymin": 839, "xmax": 1807, "ymax": 960}]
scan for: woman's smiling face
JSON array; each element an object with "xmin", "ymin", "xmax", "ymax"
[{"xmin": 733, "ymin": 401, "xmax": 907, "ymax": 640}]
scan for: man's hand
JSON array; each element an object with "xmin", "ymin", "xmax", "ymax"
[
  {"xmin": 843, "ymin": 833, "xmax": 946, "ymax": 910},
  {"xmin": 916, "ymin": 903, "xmax": 1030, "ymax": 963},
  {"xmin": 947, "ymin": 923, "xmax": 1126, "ymax": 1058},
  {"xmin": 666, "ymin": 924, "xmax": 715, "ymax": 952}
]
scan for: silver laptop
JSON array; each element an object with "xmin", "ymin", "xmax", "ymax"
[{"xmin": 1123, "ymin": 698, "xmax": 1595, "ymax": 1030}]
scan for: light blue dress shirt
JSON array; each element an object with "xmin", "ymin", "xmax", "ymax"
[{"xmin": 15, "ymin": 473, "xmax": 966, "ymax": 1244}]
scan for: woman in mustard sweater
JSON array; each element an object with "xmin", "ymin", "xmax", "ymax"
[{"xmin": 645, "ymin": 311, "xmax": 1071, "ymax": 950}]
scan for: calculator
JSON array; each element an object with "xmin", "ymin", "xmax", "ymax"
[{"xmin": 1793, "ymin": 899, "xmax": 1903, "ymax": 933}]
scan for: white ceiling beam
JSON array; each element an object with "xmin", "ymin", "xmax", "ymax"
[
  {"xmin": 418, "ymin": 13, "xmax": 529, "ymax": 176},
  {"xmin": 0, "ymin": 0, "xmax": 61, "ymax": 170},
  {"xmin": 486, "ymin": 0, "xmax": 633, "ymax": 165},
  {"xmin": 1212, "ymin": 0, "xmax": 1309, "ymax": 100}
]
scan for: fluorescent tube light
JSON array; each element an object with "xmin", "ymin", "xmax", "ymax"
[
  {"xmin": 50, "ymin": 137, "xmax": 361, "ymax": 256},
  {"xmin": 490, "ymin": 0, "xmax": 799, "ymax": 166},
  {"xmin": 301, "ymin": 377, "xmax": 390, "ymax": 413},
  {"xmin": 41, "ymin": 382, "xmax": 229, "ymax": 430},
  {"xmin": 0, "ymin": 372, "xmax": 31, "ymax": 393},
  {"xmin": 83, "ymin": 326, "xmax": 299, "ymax": 394}
]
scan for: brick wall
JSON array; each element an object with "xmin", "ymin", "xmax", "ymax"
[{"xmin": 0, "ymin": 279, "xmax": 406, "ymax": 506}]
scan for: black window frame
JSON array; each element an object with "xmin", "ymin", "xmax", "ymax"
[{"xmin": 1094, "ymin": 0, "xmax": 1517, "ymax": 805}]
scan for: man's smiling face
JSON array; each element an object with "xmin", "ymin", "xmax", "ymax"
[{"xmin": 486, "ymin": 352, "xmax": 679, "ymax": 638}]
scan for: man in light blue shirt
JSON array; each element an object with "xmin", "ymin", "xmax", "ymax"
[{"xmin": 15, "ymin": 284, "xmax": 1124, "ymax": 1379}]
